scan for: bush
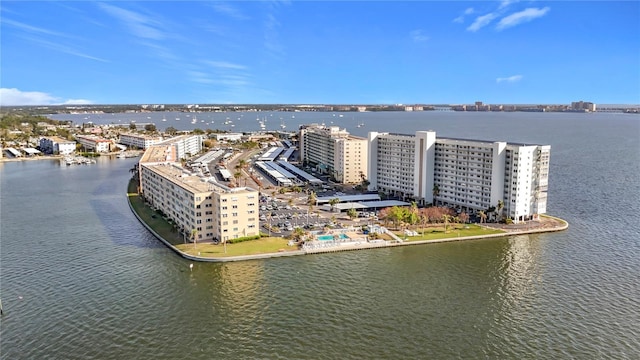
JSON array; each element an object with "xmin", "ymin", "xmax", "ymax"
[{"xmin": 226, "ymin": 235, "xmax": 261, "ymax": 244}]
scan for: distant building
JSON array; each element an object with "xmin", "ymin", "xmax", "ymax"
[
  {"xmin": 368, "ymin": 130, "xmax": 550, "ymax": 223},
  {"xmin": 39, "ymin": 136, "xmax": 76, "ymax": 155},
  {"xmin": 213, "ymin": 133, "xmax": 243, "ymax": 142},
  {"xmin": 119, "ymin": 133, "xmax": 164, "ymax": 149},
  {"xmin": 299, "ymin": 124, "xmax": 368, "ymax": 184},
  {"xmin": 138, "ymin": 145, "xmax": 259, "ymax": 243},
  {"xmin": 571, "ymin": 101, "xmax": 596, "ymax": 112},
  {"xmin": 75, "ymin": 135, "xmax": 112, "ymax": 153}
]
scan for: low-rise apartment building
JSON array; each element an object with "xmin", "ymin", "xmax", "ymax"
[
  {"xmin": 39, "ymin": 136, "xmax": 76, "ymax": 155},
  {"xmin": 119, "ymin": 133, "xmax": 164, "ymax": 149},
  {"xmin": 139, "ymin": 145, "xmax": 259, "ymax": 243},
  {"xmin": 299, "ymin": 124, "xmax": 368, "ymax": 183},
  {"xmin": 368, "ymin": 130, "xmax": 550, "ymax": 223},
  {"xmin": 75, "ymin": 135, "xmax": 112, "ymax": 153}
]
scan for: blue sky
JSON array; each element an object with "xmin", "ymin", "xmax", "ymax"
[{"xmin": 1, "ymin": 1, "xmax": 638, "ymax": 105}]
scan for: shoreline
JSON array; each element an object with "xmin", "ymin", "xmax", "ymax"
[{"xmin": 127, "ymin": 184, "xmax": 568, "ymax": 262}]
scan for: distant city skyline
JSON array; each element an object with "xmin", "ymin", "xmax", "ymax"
[{"xmin": 1, "ymin": 1, "xmax": 638, "ymax": 106}]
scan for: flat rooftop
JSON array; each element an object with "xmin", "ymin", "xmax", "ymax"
[
  {"xmin": 139, "ymin": 145, "xmax": 177, "ymax": 163},
  {"xmin": 143, "ymin": 163, "xmax": 256, "ymax": 195}
]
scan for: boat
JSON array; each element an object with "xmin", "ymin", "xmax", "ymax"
[{"xmin": 280, "ymin": 119, "xmax": 286, "ymax": 129}]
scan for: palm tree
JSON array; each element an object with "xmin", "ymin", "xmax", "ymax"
[
  {"xmin": 432, "ymin": 184, "xmax": 440, "ymax": 206},
  {"xmin": 442, "ymin": 214, "xmax": 451, "ymax": 233},
  {"xmin": 233, "ymin": 171, "xmax": 242, "ymax": 187},
  {"xmin": 307, "ymin": 191, "xmax": 317, "ymax": 213},
  {"xmin": 328, "ymin": 197, "xmax": 340, "ymax": 212},
  {"xmin": 496, "ymin": 200, "xmax": 504, "ymax": 222},
  {"xmin": 478, "ymin": 210, "xmax": 487, "ymax": 224},
  {"xmin": 190, "ymin": 228, "xmax": 198, "ymax": 249},
  {"xmin": 291, "ymin": 227, "xmax": 305, "ymax": 243}
]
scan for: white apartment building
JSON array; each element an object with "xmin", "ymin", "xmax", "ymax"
[
  {"xmin": 214, "ymin": 133, "xmax": 243, "ymax": 142},
  {"xmin": 368, "ymin": 131, "xmax": 550, "ymax": 223},
  {"xmin": 158, "ymin": 134, "xmax": 203, "ymax": 160},
  {"xmin": 119, "ymin": 133, "xmax": 163, "ymax": 149},
  {"xmin": 75, "ymin": 135, "xmax": 112, "ymax": 153},
  {"xmin": 299, "ymin": 124, "xmax": 368, "ymax": 183},
  {"xmin": 139, "ymin": 145, "xmax": 259, "ymax": 243},
  {"xmin": 39, "ymin": 136, "xmax": 76, "ymax": 155}
]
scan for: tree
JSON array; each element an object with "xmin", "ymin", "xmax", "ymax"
[
  {"xmin": 419, "ymin": 208, "xmax": 430, "ymax": 235},
  {"xmin": 459, "ymin": 212, "xmax": 469, "ymax": 224},
  {"xmin": 359, "ymin": 171, "xmax": 370, "ymax": 191},
  {"xmin": 144, "ymin": 124, "xmax": 156, "ymax": 132},
  {"xmin": 496, "ymin": 200, "xmax": 505, "ymax": 222},
  {"xmin": 378, "ymin": 207, "xmax": 392, "ymax": 227},
  {"xmin": 408, "ymin": 202, "xmax": 419, "ymax": 229},
  {"xmin": 233, "ymin": 171, "xmax": 242, "ymax": 186},
  {"xmin": 478, "ymin": 211, "xmax": 487, "ymax": 224},
  {"xmin": 388, "ymin": 206, "xmax": 406, "ymax": 230},
  {"xmin": 193, "ymin": 128, "xmax": 205, "ymax": 134},
  {"xmin": 328, "ymin": 197, "xmax": 340, "ymax": 212},
  {"xmin": 442, "ymin": 214, "xmax": 451, "ymax": 233},
  {"xmin": 432, "ymin": 185, "xmax": 440, "ymax": 206},
  {"xmin": 190, "ymin": 228, "xmax": 198, "ymax": 249},
  {"xmin": 307, "ymin": 191, "xmax": 317, "ymax": 212},
  {"xmin": 165, "ymin": 126, "xmax": 178, "ymax": 135},
  {"xmin": 129, "ymin": 122, "xmax": 137, "ymax": 130},
  {"xmin": 291, "ymin": 227, "xmax": 305, "ymax": 243},
  {"xmin": 347, "ymin": 207, "xmax": 357, "ymax": 221},
  {"xmin": 237, "ymin": 159, "xmax": 248, "ymax": 171}
]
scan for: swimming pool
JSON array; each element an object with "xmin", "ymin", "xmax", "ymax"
[{"xmin": 317, "ymin": 233, "xmax": 350, "ymax": 241}]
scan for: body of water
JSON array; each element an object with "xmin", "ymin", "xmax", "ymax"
[{"xmin": 2, "ymin": 112, "xmax": 639, "ymax": 359}]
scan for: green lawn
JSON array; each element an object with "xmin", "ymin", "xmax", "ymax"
[
  {"xmin": 394, "ymin": 224, "xmax": 505, "ymax": 241},
  {"xmin": 128, "ymin": 179, "xmax": 296, "ymax": 257},
  {"xmin": 175, "ymin": 237, "xmax": 297, "ymax": 257}
]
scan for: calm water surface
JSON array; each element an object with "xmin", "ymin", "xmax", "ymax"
[{"xmin": 1, "ymin": 112, "xmax": 639, "ymax": 359}]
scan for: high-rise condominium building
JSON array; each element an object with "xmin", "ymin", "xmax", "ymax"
[
  {"xmin": 138, "ymin": 145, "xmax": 259, "ymax": 243},
  {"xmin": 368, "ymin": 131, "xmax": 550, "ymax": 223},
  {"xmin": 299, "ymin": 124, "xmax": 368, "ymax": 184},
  {"xmin": 157, "ymin": 134, "xmax": 203, "ymax": 160}
]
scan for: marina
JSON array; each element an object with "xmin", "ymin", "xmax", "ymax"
[{"xmin": 61, "ymin": 156, "xmax": 96, "ymax": 165}]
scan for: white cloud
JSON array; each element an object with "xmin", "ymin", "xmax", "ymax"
[
  {"xmin": 2, "ymin": 18, "xmax": 70, "ymax": 38},
  {"xmin": 210, "ymin": 2, "xmax": 248, "ymax": 20},
  {"xmin": 496, "ymin": 7, "xmax": 550, "ymax": 30},
  {"xmin": 0, "ymin": 88, "xmax": 93, "ymax": 106},
  {"xmin": 496, "ymin": 75, "xmax": 523, "ymax": 83},
  {"xmin": 499, "ymin": 0, "xmax": 519, "ymax": 10},
  {"xmin": 22, "ymin": 36, "xmax": 109, "ymax": 62},
  {"xmin": 98, "ymin": 3, "xmax": 164, "ymax": 40},
  {"xmin": 204, "ymin": 61, "xmax": 248, "ymax": 70},
  {"xmin": 63, "ymin": 99, "xmax": 94, "ymax": 105},
  {"xmin": 453, "ymin": 7, "xmax": 475, "ymax": 23},
  {"xmin": 467, "ymin": 13, "xmax": 499, "ymax": 32},
  {"xmin": 410, "ymin": 29, "xmax": 429, "ymax": 42}
]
